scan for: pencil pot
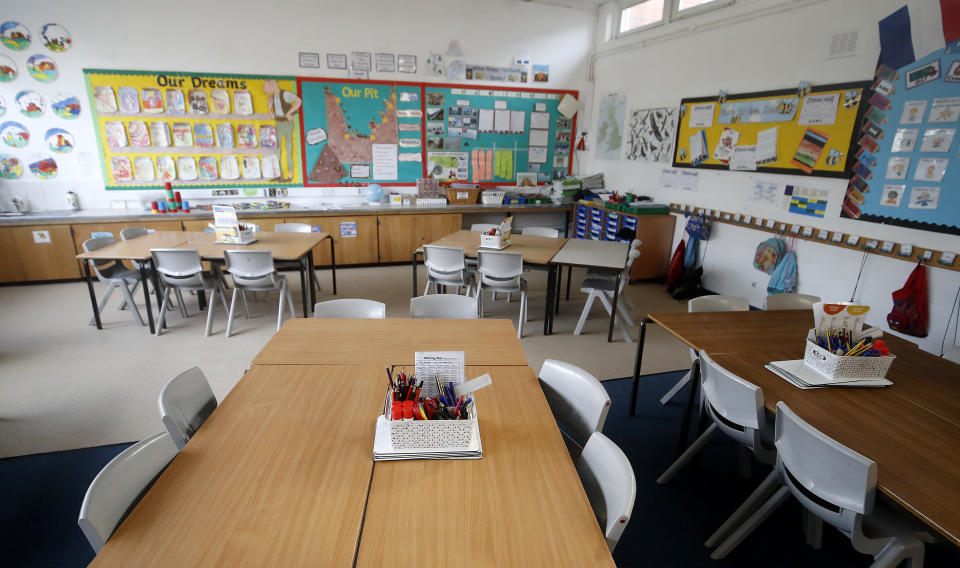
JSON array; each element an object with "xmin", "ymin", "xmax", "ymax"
[
  {"xmin": 383, "ymin": 391, "xmax": 478, "ymax": 449},
  {"xmin": 803, "ymin": 330, "xmax": 895, "ymax": 380}
]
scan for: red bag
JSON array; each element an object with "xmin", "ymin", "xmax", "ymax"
[
  {"xmin": 667, "ymin": 239, "xmax": 686, "ymax": 288},
  {"xmin": 886, "ymin": 263, "xmax": 929, "ymax": 337}
]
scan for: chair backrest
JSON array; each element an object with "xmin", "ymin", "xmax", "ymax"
[
  {"xmin": 764, "ymin": 293, "xmax": 821, "ymax": 310},
  {"xmin": 78, "ymin": 432, "xmax": 179, "ymax": 553},
  {"xmin": 274, "ymin": 222, "xmax": 312, "ymax": 233},
  {"xmin": 477, "ymin": 250, "xmax": 523, "ymax": 287},
  {"xmin": 700, "ymin": 352, "xmax": 767, "ymax": 452},
  {"xmin": 423, "ymin": 245, "xmax": 467, "ymax": 280},
  {"xmin": 688, "ymin": 294, "xmax": 750, "ymax": 313},
  {"xmin": 470, "ymin": 223, "xmax": 497, "ymax": 233},
  {"xmin": 82, "ymin": 235, "xmax": 122, "ymax": 275},
  {"xmin": 151, "ymin": 248, "xmax": 203, "ymax": 278},
  {"xmin": 774, "ymin": 401, "xmax": 876, "ymax": 535},
  {"xmin": 538, "ymin": 360, "xmax": 610, "ymax": 444},
  {"xmin": 575, "ymin": 431, "xmax": 637, "ymax": 552},
  {"xmin": 410, "ymin": 294, "xmax": 478, "ymax": 319},
  {"xmin": 119, "ymin": 226, "xmax": 149, "ymax": 241},
  {"xmin": 158, "ymin": 367, "xmax": 218, "ymax": 450},
  {"xmin": 224, "ymin": 249, "xmax": 278, "ymax": 287},
  {"xmin": 522, "ymin": 227, "xmax": 559, "ymax": 238},
  {"xmin": 313, "ymin": 298, "xmax": 386, "ymax": 319}
]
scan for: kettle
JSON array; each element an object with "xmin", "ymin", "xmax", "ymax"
[
  {"xmin": 10, "ymin": 196, "xmax": 27, "ymax": 212},
  {"xmin": 66, "ymin": 190, "xmax": 80, "ymax": 210}
]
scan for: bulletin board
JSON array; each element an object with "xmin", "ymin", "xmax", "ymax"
[
  {"xmin": 841, "ymin": 41, "xmax": 960, "ymax": 236},
  {"xmin": 84, "ymin": 69, "xmax": 303, "ymax": 190},
  {"xmin": 672, "ymin": 81, "xmax": 869, "ymax": 178}
]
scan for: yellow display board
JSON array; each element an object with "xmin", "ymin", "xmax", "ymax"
[
  {"xmin": 84, "ymin": 69, "xmax": 302, "ymax": 189},
  {"xmin": 673, "ymin": 81, "xmax": 868, "ymax": 178}
]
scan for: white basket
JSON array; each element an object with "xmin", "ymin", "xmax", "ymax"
[
  {"xmin": 385, "ymin": 391, "xmax": 478, "ymax": 449},
  {"xmin": 803, "ymin": 330, "xmax": 895, "ymax": 380},
  {"xmin": 416, "ymin": 197, "xmax": 447, "ymax": 207},
  {"xmin": 481, "ymin": 190, "xmax": 505, "ymax": 204}
]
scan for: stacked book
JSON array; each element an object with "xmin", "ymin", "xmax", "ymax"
[{"xmin": 765, "ymin": 360, "xmax": 892, "ymax": 389}]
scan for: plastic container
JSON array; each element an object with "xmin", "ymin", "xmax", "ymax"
[
  {"xmin": 384, "ymin": 390, "xmax": 478, "ymax": 449},
  {"xmin": 803, "ymin": 330, "xmax": 895, "ymax": 380}
]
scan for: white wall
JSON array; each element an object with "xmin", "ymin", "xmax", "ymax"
[
  {"xmin": 0, "ymin": 0, "xmax": 594, "ymax": 210},
  {"xmin": 584, "ymin": 0, "xmax": 960, "ymax": 355}
]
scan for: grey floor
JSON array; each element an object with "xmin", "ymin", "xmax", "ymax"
[{"xmin": 0, "ymin": 263, "xmax": 691, "ymax": 458}]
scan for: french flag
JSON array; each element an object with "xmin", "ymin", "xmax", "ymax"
[{"xmin": 879, "ymin": 1, "xmax": 960, "ymax": 68}]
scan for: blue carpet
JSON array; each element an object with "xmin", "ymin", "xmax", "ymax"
[{"xmin": 1, "ymin": 372, "xmax": 957, "ymax": 567}]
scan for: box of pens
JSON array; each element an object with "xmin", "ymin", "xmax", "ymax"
[{"xmin": 803, "ymin": 303, "xmax": 895, "ymax": 381}]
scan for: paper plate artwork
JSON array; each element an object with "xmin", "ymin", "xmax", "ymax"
[
  {"xmin": 0, "ymin": 55, "xmax": 17, "ymax": 82},
  {"xmin": 45, "ymin": 127, "xmax": 74, "ymax": 153},
  {"xmin": 51, "ymin": 92, "xmax": 81, "ymax": 118},
  {"xmin": 16, "ymin": 90, "xmax": 45, "ymax": 118},
  {"xmin": 26, "ymin": 54, "xmax": 57, "ymax": 82},
  {"xmin": 1, "ymin": 121, "xmax": 30, "ymax": 148},
  {"xmin": 29, "ymin": 153, "xmax": 57, "ymax": 179},
  {"xmin": 156, "ymin": 156, "xmax": 176, "ymax": 181},
  {"xmin": 40, "ymin": 24, "xmax": 71, "ymax": 52},
  {"xmin": 0, "ymin": 154, "xmax": 23, "ymax": 179},
  {"xmin": 0, "ymin": 22, "xmax": 31, "ymax": 51}
]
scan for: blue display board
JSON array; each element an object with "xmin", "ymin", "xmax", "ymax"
[{"xmin": 843, "ymin": 41, "xmax": 960, "ymax": 235}]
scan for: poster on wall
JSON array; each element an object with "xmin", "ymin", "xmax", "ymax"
[
  {"xmin": 595, "ymin": 92, "xmax": 625, "ymax": 160},
  {"xmin": 624, "ymin": 107, "xmax": 678, "ymax": 162},
  {"xmin": 84, "ymin": 69, "xmax": 303, "ymax": 189}
]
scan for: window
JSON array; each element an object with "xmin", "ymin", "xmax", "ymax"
[
  {"xmin": 677, "ymin": 0, "xmax": 719, "ymax": 10},
  {"xmin": 620, "ymin": 1, "xmax": 666, "ymax": 34}
]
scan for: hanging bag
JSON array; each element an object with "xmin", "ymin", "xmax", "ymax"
[
  {"xmin": 685, "ymin": 213, "xmax": 711, "ymax": 240},
  {"xmin": 753, "ymin": 237, "xmax": 786, "ymax": 273},
  {"xmin": 666, "ymin": 239, "xmax": 686, "ymax": 289},
  {"xmin": 886, "ymin": 263, "xmax": 929, "ymax": 337},
  {"xmin": 766, "ymin": 250, "xmax": 798, "ymax": 294}
]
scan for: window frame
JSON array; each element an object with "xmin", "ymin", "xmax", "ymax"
[
  {"xmin": 616, "ymin": 0, "xmax": 736, "ymax": 39},
  {"xmin": 617, "ymin": 0, "xmax": 668, "ymax": 37},
  {"xmin": 670, "ymin": 0, "xmax": 735, "ymax": 21}
]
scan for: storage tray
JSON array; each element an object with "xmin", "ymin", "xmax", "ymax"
[{"xmin": 803, "ymin": 330, "xmax": 895, "ymax": 380}]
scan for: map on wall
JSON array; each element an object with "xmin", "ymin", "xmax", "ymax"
[
  {"xmin": 595, "ymin": 92, "xmax": 625, "ymax": 160},
  {"xmin": 625, "ymin": 106, "xmax": 678, "ymax": 162}
]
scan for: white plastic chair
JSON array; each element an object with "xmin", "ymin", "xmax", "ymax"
[
  {"xmin": 223, "ymin": 249, "xmax": 296, "ymax": 337},
  {"xmin": 83, "ymin": 236, "xmax": 145, "ymax": 327},
  {"xmin": 274, "ymin": 222, "xmax": 321, "ymax": 294},
  {"xmin": 476, "ymin": 250, "xmax": 527, "ymax": 338},
  {"xmin": 659, "ymin": 294, "xmax": 750, "ymax": 405},
  {"xmin": 410, "ymin": 294, "xmax": 478, "ymax": 319},
  {"xmin": 522, "ymin": 226, "xmax": 560, "ymax": 238},
  {"xmin": 423, "ymin": 245, "xmax": 474, "ymax": 296},
  {"xmin": 573, "ymin": 247, "xmax": 641, "ymax": 343},
  {"xmin": 575, "ymin": 431, "xmax": 637, "ymax": 552},
  {"xmin": 313, "ymin": 298, "xmax": 386, "ymax": 319},
  {"xmin": 764, "ymin": 293, "xmax": 821, "ymax": 310},
  {"xmin": 586, "ymin": 240, "xmax": 643, "ymax": 312},
  {"xmin": 151, "ymin": 248, "xmax": 230, "ymax": 337},
  {"xmin": 158, "ymin": 367, "xmax": 218, "ymax": 450},
  {"xmin": 77, "ymin": 432, "xmax": 179, "ymax": 553},
  {"xmin": 538, "ymin": 359, "xmax": 611, "ymax": 458},
  {"xmin": 710, "ymin": 402, "xmax": 934, "ymax": 564}
]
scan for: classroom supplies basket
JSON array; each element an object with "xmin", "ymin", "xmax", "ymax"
[
  {"xmin": 384, "ymin": 391, "xmax": 478, "ymax": 449},
  {"xmin": 481, "ymin": 190, "xmax": 506, "ymax": 204},
  {"xmin": 803, "ymin": 330, "xmax": 895, "ymax": 380},
  {"xmin": 445, "ymin": 187, "xmax": 480, "ymax": 204}
]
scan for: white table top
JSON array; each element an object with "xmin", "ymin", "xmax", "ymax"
[{"xmin": 551, "ymin": 239, "xmax": 628, "ymax": 270}]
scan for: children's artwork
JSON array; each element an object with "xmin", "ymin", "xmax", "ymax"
[
  {"xmin": 905, "ymin": 60, "xmax": 940, "ymax": 89},
  {"xmin": 885, "ymin": 156, "xmax": 910, "ymax": 179},
  {"xmin": 928, "ymin": 97, "xmax": 960, "ymax": 122},
  {"xmin": 908, "ymin": 186, "xmax": 940, "ymax": 209},
  {"xmin": 111, "ymin": 156, "xmax": 133, "ymax": 181},
  {"xmin": 188, "ymin": 89, "xmax": 208, "ymax": 114},
  {"xmin": 689, "ymin": 130, "xmax": 708, "ymax": 165},
  {"xmin": 156, "ymin": 156, "xmax": 176, "ymax": 181},
  {"xmin": 0, "ymin": 154, "xmax": 23, "ymax": 179},
  {"xmin": 596, "ymin": 92, "xmax": 626, "ymax": 160},
  {"xmin": 913, "ymin": 157, "xmax": 948, "ymax": 182},
  {"xmin": 16, "ymin": 90, "xmax": 45, "ymax": 117},
  {"xmin": 516, "ymin": 171, "xmax": 537, "ymax": 187},
  {"xmin": 717, "ymin": 97, "xmax": 798, "ymax": 123},
  {"xmin": 150, "ymin": 122, "xmax": 171, "ymax": 147},
  {"xmin": 165, "ymin": 89, "xmax": 185, "ymax": 114},
  {"xmin": 140, "ymin": 88, "xmax": 163, "ymax": 113},
  {"xmin": 94, "ymin": 86, "xmax": 118, "ymax": 113},
  {"xmin": 624, "ymin": 107, "xmax": 678, "ymax": 162},
  {"xmin": 712, "ymin": 126, "xmax": 741, "ymax": 164},
  {"xmin": 890, "ymin": 128, "xmax": 918, "ymax": 152},
  {"xmin": 233, "ymin": 90, "xmax": 253, "ymax": 115},
  {"xmin": 1, "ymin": 121, "xmax": 29, "ymax": 148},
  {"xmin": 133, "ymin": 156, "xmax": 155, "ymax": 181},
  {"xmin": 241, "ymin": 155, "xmax": 261, "ymax": 179},
  {"xmin": 688, "ymin": 103, "xmax": 715, "ymax": 128},
  {"xmin": 919, "ymin": 128, "xmax": 955, "ymax": 152},
  {"xmin": 118, "ymin": 87, "xmax": 140, "ymax": 113},
  {"xmin": 24, "ymin": 54, "xmax": 56, "ymax": 82},
  {"xmin": 755, "ymin": 126, "xmax": 779, "ymax": 165},
  {"xmin": 51, "ymin": 92, "xmax": 80, "ymax": 119},
  {"xmin": 28, "ymin": 153, "xmax": 57, "ymax": 179},
  {"xmin": 783, "ymin": 185, "xmax": 828, "ymax": 217},
  {"xmin": 0, "ymin": 95, "xmax": 4, "ymax": 117},
  {"xmin": 899, "ymin": 100, "xmax": 927, "ymax": 124},
  {"xmin": 45, "ymin": 128, "xmax": 73, "ymax": 153},
  {"xmin": 177, "ymin": 157, "xmax": 198, "ymax": 180},
  {"xmin": 0, "ymin": 22, "xmax": 31, "ymax": 50},
  {"xmin": 220, "ymin": 155, "xmax": 240, "ymax": 179},
  {"xmin": 259, "ymin": 125, "xmax": 278, "ymax": 149},
  {"xmin": 880, "ymin": 184, "xmax": 906, "ymax": 207},
  {"xmin": 197, "ymin": 156, "xmax": 218, "ymax": 180},
  {"xmin": 236, "ymin": 124, "xmax": 257, "ymax": 148},
  {"xmin": 209, "ymin": 89, "xmax": 230, "ymax": 114},
  {"xmin": 533, "ymin": 65, "xmax": 549, "ymax": 83},
  {"xmin": 127, "ymin": 121, "xmax": 150, "ymax": 146},
  {"xmin": 193, "ymin": 123, "xmax": 214, "ymax": 147},
  {"xmin": 261, "ymin": 154, "xmax": 281, "ymax": 179},
  {"xmin": 40, "ymin": 24, "xmax": 71, "ymax": 52},
  {"xmin": 0, "ymin": 55, "xmax": 17, "ymax": 82},
  {"xmin": 212, "ymin": 123, "xmax": 234, "ymax": 148},
  {"xmin": 104, "ymin": 121, "xmax": 127, "ymax": 147},
  {"xmin": 171, "ymin": 123, "xmax": 192, "ymax": 147},
  {"xmin": 797, "ymin": 93, "xmax": 839, "ymax": 125},
  {"xmin": 790, "ymin": 128, "xmax": 829, "ymax": 173}
]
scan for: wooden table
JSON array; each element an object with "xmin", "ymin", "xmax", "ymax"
[
  {"xmin": 549, "ymin": 239, "xmax": 629, "ymax": 342},
  {"xmin": 76, "ymin": 231, "xmax": 192, "ymax": 333},
  {"xmin": 253, "ymin": 318, "xmax": 528, "ymax": 366},
  {"xmin": 711, "ymin": 350, "xmax": 960, "ymax": 547},
  {"xmin": 176, "ymin": 231, "xmax": 333, "ymax": 317},
  {"xmin": 412, "ymin": 230, "xmax": 568, "ymax": 335}
]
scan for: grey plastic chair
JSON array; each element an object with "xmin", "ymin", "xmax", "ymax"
[
  {"xmin": 313, "ymin": 298, "xmax": 386, "ymax": 319},
  {"xmin": 576, "ymin": 431, "xmax": 637, "ymax": 552},
  {"xmin": 522, "ymin": 226, "xmax": 560, "ymax": 238},
  {"xmin": 477, "ymin": 250, "xmax": 527, "ymax": 338},
  {"xmin": 659, "ymin": 294, "xmax": 750, "ymax": 405},
  {"xmin": 410, "ymin": 294, "xmax": 478, "ymax": 319},
  {"xmin": 120, "ymin": 226, "xmax": 185, "ymax": 316},
  {"xmin": 764, "ymin": 293, "xmax": 821, "ymax": 310},
  {"xmin": 423, "ymin": 245, "xmax": 475, "ymax": 296},
  {"xmin": 573, "ymin": 247, "xmax": 641, "ymax": 342},
  {"xmin": 274, "ymin": 222, "xmax": 321, "ymax": 294},
  {"xmin": 538, "ymin": 359, "xmax": 611, "ymax": 458},
  {"xmin": 82, "ymin": 236, "xmax": 145, "ymax": 327},
  {"xmin": 77, "ymin": 432, "xmax": 179, "ymax": 553},
  {"xmin": 158, "ymin": 367, "xmax": 218, "ymax": 450},
  {"xmin": 711, "ymin": 402, "xmax": 934, "ymax": 564},
  {"xmin": 151, "ymin": 248, "xmax": 230, "ymax": 337},
  {"xmin": 223, "ymin": 249, "xmax": 296, "ymax": 337}
]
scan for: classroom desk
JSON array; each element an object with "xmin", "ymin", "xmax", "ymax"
[
  {"xmin": 176, "ymin": 231, "xmax": 333, "ymax": 317},
  {"xmin": 412, "ymin": 230, "xmax": 568, "ymax": 335},
  {"xmin": 75, "ymin": 230, "xmax": 191, "ymax": 334},
  {"xmin": 549, "ymin": 239, "xmax": 629, "ymax": 342},
  {"xmin": 710, "ymin": 351, "xmax": 960, "ymax": 547},
  {"xmin": 252, "ymin": 318, "xmax": 528, "ymax": 366}
]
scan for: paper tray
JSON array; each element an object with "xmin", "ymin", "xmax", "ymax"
[
  {"xmin": 766, "ymin": 359, "xmax": 892, "ymax": 390},
  {"xmin": 213, "ymin": 237, "xmax": 258, "ymax": 245},
  {"xmin": 373, "ymin": 416, "xmax": 482, "ymax": 461}
]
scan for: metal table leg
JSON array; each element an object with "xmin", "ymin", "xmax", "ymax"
[
  {"xmin": 412, "ymin": 250, "xmax": 422, "ymax": 297},
  {"xmin": 139, "ymin": 263, "xmax": 156, "ymax": 334},
  {"xmin": 629, "ymin": 317, "xmax": 651, "ymax": 416},
  {"xmin": 307, "ymin": 250, "xmax": 317, "ymax": 308},
  {"xmin": 607, "ymin": 273, "xmax": 621, "ymax": 342},
  {"xmin": 676, "ymin": 358, "xmax": 701, "ymax": 457},
  {"xmin": 83, "ymin": 260, "xmax": 102, "ymax": 330},
  {"xmin": 543, "ymin": 264, "xmax": 555, "ymax": 335},
  {"xmin": 565, "ymin": 266, "xmax": 572, "ymax": 300},
  {"xmin": 299, "ymin": 257, "xmax": 309, "ymax": 317},
  {"xmin": 327, "ymin": 236, "xmax": 337, "ymax": 295},
  {"xmin": 554, "ymin": 263, "xmax": 562, "ymax": 315}
]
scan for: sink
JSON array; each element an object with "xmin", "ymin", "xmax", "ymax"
[{"xmin": 0, "ymin": 212, "xmax": 24, "ymax": 217}]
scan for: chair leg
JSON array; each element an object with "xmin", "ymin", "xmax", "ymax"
[
  {"xmin": 119, "ymin": 282, "xmax": 145, "ymax": 326},
  {"xmin": 89, "ymin": 282, "xmax": 118, "ymax": 325},
  {"xmin": 705, "ymin": 470, "xmax": 781, "ymax": 548},
  {"xmin": 225, "ymin": 287, "xmax": 239, "ymax": 338},
  {"xmin": 424, "ymin": 279, "xmax": 432, "ymax": 296},
  {"xmin": 122, "ymin": 280, "xmax": 139, "ymax": 309},
  {"xmin": 517, "ymin": 291, "xmax": 526, "ymax": 339},
  {"xmin": 478, "ymin": 285, "xmax": 484, "ymax": 317},
  {"xmin": 803, "ymin": 508, "xmax": 823, "ymax": 550},
  {"xmin": 711, "ymin": 486, "xmax": 791, "ymax": 560},
  {"xmin": 313, "ymin": 270, "xmax": 322, "ymax": 293},
  {"xmin": 657, "ymin": 423, "xmax": 718, "ymax": 484},
  {"xmin": 175, "ymin": 289, "xmax": 188, "ymax": 318},
  {"xmin": 204, "ymin": 287, "xmax": 221, "ymax": 337},
  {"xmin": 241, "ymin": 290, "xmax": 251, "ymax": 319},
  {"xmin": 870, "ymin": 535, "xmax": 925, "ymax": 568},
  {"xmin": 286, "ymin": 282, "xmax": 296, "ymax": 321},
  {"xmin": 573, "ymin": 291, "xmax": 598, "ymax": 336},
  {"xmin": 659, "ymin": 370, "xmax": 692, "ymax": 405},
  {"xmin": 155, "ymin": 287, "xmax": 171, "ymax": 337},
  {"xmin": 277, "ymin": 283, "xmax": 286, "ymax": 331}
]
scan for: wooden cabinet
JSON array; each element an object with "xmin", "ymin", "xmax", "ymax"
[
  {"xmin": 631, "ymin": 215, "xmax": 676, "ymax": 280},
  {"xmin": 283, "ymin": 216, "xmax": 378, "ymax": 266},
  {"xmin": 0, "ymin": 227, "xmax": 25, "ymax": 282},
  {"xmin": 71, "ymin": 220, "xmax": 183, "ymax": 253},
  {"xmin": 2, "ymin": 225, "xmax": 81, "ymax": 281},
  {"xmin": 377, "ymin": 214, "xmax": 461, "ymax": 263}
]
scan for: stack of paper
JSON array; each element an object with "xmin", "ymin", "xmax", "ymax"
[
  {"xmin": 372, "ymin": 416, "xmax": 483, "ymax": 461},
  {"xmin": 765, "ymin": 359, "xmax": 891, "ymax": 389}
]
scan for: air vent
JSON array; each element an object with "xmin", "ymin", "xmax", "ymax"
[{"xmin": 827, "ymin": 30, "xmax": 859, "ymax": 59}]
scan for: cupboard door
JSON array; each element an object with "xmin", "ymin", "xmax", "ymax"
[
  {"xmin": 630, "ymin": 215, "xmax": 676, "ymax": 280},
  {"xmin": 13, "ymin": 225, "xmax": 81, "ymax": 280},
  {"xmin": 376, "ymin": 215, "xmax": 420, "ymax": 263},
  {"xmin": 0, "ymin": 227, "xmax": 25, "ymax": 282},
  {"xmin": 418, "ymin": 214, "xmax": 462, "ymax": 243},
  {"xmin": 284, "ymin": 216, "xmax": 378, "ymax": 266}
]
